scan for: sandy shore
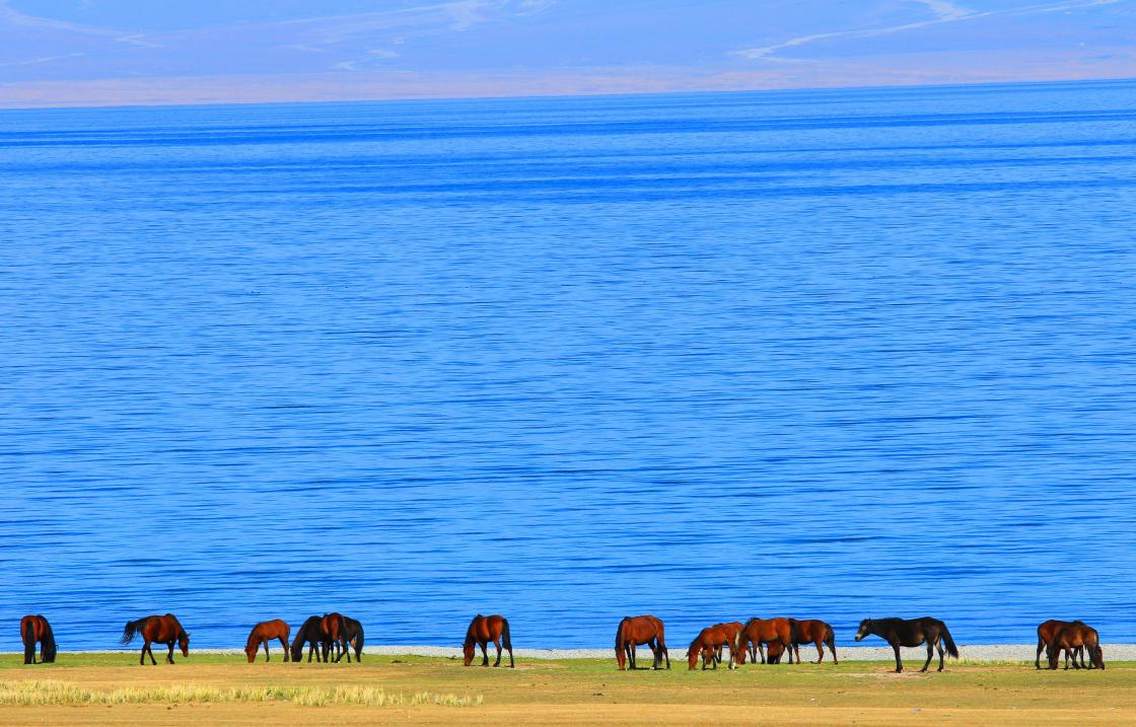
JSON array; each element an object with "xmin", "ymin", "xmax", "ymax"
[{"xmin": 33, "ymin": 643, "xmax": 1136, "ymax": 662}]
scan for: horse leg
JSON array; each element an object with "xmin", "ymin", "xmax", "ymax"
[
  {"xmin": 493, "ymin": 636, "xmax": 503, "ymax": 667},
  {"xmin": 342, "ymin": 638, "xmax": 351, "ymax": 663},
  {"xmin": 892, "ymin": 643, "xmax": 903, "ymax": 673},
  {"xmin": 937, "ymin": 639, "xmax": 946, "ymax": 672},
  {"xmin": 280, "ymin": 637, "xmax": 290, "ymax": 662},
  {"xmin": 758, "ymin": 642, "xmax": 766, "ymax": 665},
  {"xmin": 815, "ymin": 640, "xmax": 824, "ymax": 664},
  {"xmin": 480, "ymin": 641, "xmax": 489, "ymax": 667},
  {"xmin": 920, "ymin": 640, "xmax": 933, "ymax": 672},
  {"xmin": 263, "ymin": 640, "xmax": 270, "ymax": 662},
  {"xmin": 167, "ymin": 641, "xmax": 176, "ymax": 664},
  {"xmin": 1035, "ymin": 638, "xmax": 1044, "ymax": 670},
  {"xmin": 628, "ymin": 643, "xmax": 636, "ymax": 670},
  {"xmin": 787, "ymin": 639, "xmax": 795, "ymax": 664}
]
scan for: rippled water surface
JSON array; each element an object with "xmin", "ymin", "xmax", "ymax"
[{"xmin": 3, "ymin": 81, "xmax": 1135, "ymax": 651}]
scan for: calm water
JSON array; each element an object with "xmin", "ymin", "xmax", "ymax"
[{"xmin": 2, "ymin": 81, "xmax": 1135, "ymax": 652}]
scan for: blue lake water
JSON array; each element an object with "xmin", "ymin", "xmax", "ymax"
[{"xmin": 2, "ymin": 80, "xmax": 1135, "ymax": 652}]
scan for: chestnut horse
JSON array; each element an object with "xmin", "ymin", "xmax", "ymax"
[
  {"xmin": 21, "ymin": 614, "xmax": 57, "ymax": 664},
  {"xmin": 615, "ymin": 615, "xmax": 670, "ymax": 670},
  {"xmin": 710, "ymin": 621, "xmax": 743, "ymax": 666},
  {"xmin": 245, "ymin": 619, "xmax": 290, "ymax": 663},
  {"xmin": 290, "ymin": 615, "xmax": 325, "ymax": 662},
  {"xmin": 732, "ymin": 618, "xmax": 793, "ymax": 666},
  {"xmin": 1047, "ymin": 622, "xmax": 1103, "ymax": 670},
  {"xmin": 121, "ymin": 613, "xmax": 189, "ymax": 665},
  {"xmin": 687, "ymin": 624, "xmax": 734, "ymax": 670},
  {"xmin": 789, "ymin": 618, "xmax": 838, "ymax": 664},
  {"xmin": 1036, "ymin": 619, "xmax": 1083, "ymax": 670},
  {"xmin": 319, "ymin": 613, "xmax": 352, "ymax": 663},
  {"xmin": 463, "ymin": 614, "xmax": 514, "ymax": 668},
  {"xmin": 854, "ymin": 617, "xmax": 958, "ymax": 673}
]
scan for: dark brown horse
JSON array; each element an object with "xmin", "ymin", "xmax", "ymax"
[
  {"xmin": 687, "ymin": 624, "xmax": 734, "ymax": 670},
  {"xmin": 854, "ymin": 617, "xmax": 958, "ymax": 673},
  {"xmin": 290, "ymin": 615, "xmax": 325, "ymax": 662},
  {"xmin": 21, "ymin": 615, "xmax": 57, "ymax": 665},
  {"xmin": 319, "ymin": 613, "xmax": 352, "ymax": 663},
  {"xmin": 732, "ymin": 618, "xmax": 794, "ymax": 666},
  {"xmin": 338, "ymin": 615, "xmax": 364, "ymax": 663},
  {"xmin": 121, "ymin": 614, "xmax": 189, "ymax": 665},
  {"xmin": 615, "ymin": 615, "xmax": 670, "ymax": 670},
  {"xmin": 463, "ymin": 614, "xmax": 514, "ymax": 668},
  {"xmin": 1047, "ymin": 622, "xmax": 1103, "ymax": 670},
  {"xmin": 245, "ymin": 619, "xmax": 290, "ymax": 663},
  {"xmin": 1036, "ymin": 619, "xmax": 1086, "ymax": 669},
  {"xmin": 789, "ymin": 618, "xmax": 838, "ymax": 664}
]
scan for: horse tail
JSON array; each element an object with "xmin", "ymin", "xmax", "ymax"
[
  {"xmin": 501, "ymin": 617, "xmax": 512, "ymax": 652},
  {"xmin": 354, "ymin": 620, "xmax": 365, "ymax": 660},
  {"xmin": 939, "ymin": 621, "xmax": 959, "ymax": 658},
  {"xmin": 825, "ymin": 624, "xmax": 836, "ymax": 648},
  {"xmin": 41, "ymin": 618, "xmax": 57, "ymax": 663},
  {"xmin": 23, "ymin": 618, "xmax": 36, "ymax": 664},
  {"xmin": 121, "ymin": 617, "xmax": 147, "ymax": 645}
]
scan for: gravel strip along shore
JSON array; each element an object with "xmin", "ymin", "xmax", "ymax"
[{"xmin": 45, "ymin": 644, "xmax": 1136, "ymax": 662}]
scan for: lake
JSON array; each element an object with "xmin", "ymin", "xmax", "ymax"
[{"xmin": 2, "ymin": 80, "xmax": 1134, "ymax": 651}]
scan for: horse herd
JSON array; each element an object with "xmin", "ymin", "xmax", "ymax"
[{"xmin": 19, "ymin": 612, "xmax": 1105, "ymax": 673}]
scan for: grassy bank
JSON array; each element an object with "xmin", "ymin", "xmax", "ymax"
[{"xmin": 0, "ymin": 653, "xmax": 1131, "ymax": 724}]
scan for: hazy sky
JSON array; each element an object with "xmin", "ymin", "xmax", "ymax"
[{"xmin": 1, "ymin": 0, "xmax": 1133, "ymax": 106}]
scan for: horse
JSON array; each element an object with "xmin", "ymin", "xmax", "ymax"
[
  {"xmin": 290, "ymin": 615, "xmax": 325, "ymax": 662},
  {"xmin": 245, "ymin": 619, "xmax": 290, "ymax": 663},
  {"xmin": 687, "ymin": 624, "xmax": 734, "ymax": 670},
  {"xmin": 1047, "ymin": 622, "xmax": 1104, "ymax": 670},
  {"xmin": 789, "ymin": 618, "xmax": 838, "ymax": 664},
  {"xmin": 319, "ymin": 613, "xmax": 352, "ymax": 663},
  {"xmin": 854, "ymin": 617, "xmax": 958, "ymax": 673},
  {"xmin": 20, "ymin": 615, "xmax": 56, "ymax": 664},
  {"xmin": 121, "ymin": 614, "xmax": 189, "ymax": 666},
  {"xmin": 732, "ymin": 618, "xmax": 793, "ymax": 667},
  {"xmin": 338, "ymin": 615, "xmax": 364, "ymax": 663},
  {"xmin": 1036, "ymin": 620, "xmax": 1083, "ymax": 670},
  {"xmin": 615, "ymin": 615, "xmax": 670, "ymax": 670},
  {"xmin": 710, "ymin": 621, "xmax": 743, "ymax": 666},
  {"xmin": 463, "ymin": 614, "xmax": 514, "ymax": 668}
]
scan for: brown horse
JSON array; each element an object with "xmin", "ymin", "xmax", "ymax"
[
  {"xmin": 245, "ymin": 619, "xmax": 290, "ymax": 663},
  {"xmin": 463, "ymin": 614, "xmax": 514, "ymax": 668},
  {"xmin": 290, "ymin": 615, "xmax": 325, "ymax": 662},
  {"xmin": 687, "ymin": 624, "xmax": 734, "ymax": 670},
  {"xmin": 732, "ymin": 618, "xmax": 794, "ymax": 666},
  {"xmin": 319, "ymin": 613, "xmax": 351, "ymax": 663},
  {"xmin": 854, "ymin": 617, "xmax": 958, "ymax": 673},
  {"xmin": 21, "ymin": 615, "xmax": 57, "ymax": 664},
  {"xmin": 1047, "ymin": 622, "xmax": 1104, "ymax": 670},
  {"xmin": 1036, "ymin": 619, "xmax": 1083, "ymax": 670},
  {"xmin": 789, "ymin": 618, "xmax": 838, "ymax": 664},
  {"xmin": 615, "ymin": 615, "xmax": 670, "ymax": 670},
  {"xmin": 121, "ymin": 614, "xmax": 189, "ymax": 665},
  {"xmin": 710, "ymin": 621, "xmax": 743, "ymax": 666}
]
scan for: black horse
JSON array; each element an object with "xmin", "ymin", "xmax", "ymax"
[
  {"xmin": 854, "ymin": 617, "xmax": 958, "ymax": 673},
  {"xmin": 290, "ymin": 615, "xmax": 325, "ymax": 663},
  {"xmin": 327, "ymin": 615, "xmax": 364, "ymax": 663}
]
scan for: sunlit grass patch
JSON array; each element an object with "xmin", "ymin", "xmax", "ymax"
[{"xmin": 0, "ymin": 680, "xmax": 482, "ymax": 707}]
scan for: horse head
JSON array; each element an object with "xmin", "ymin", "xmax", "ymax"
[{"xmin": 854, "ymin": 619, "xmax": 872, "ymax": 641}]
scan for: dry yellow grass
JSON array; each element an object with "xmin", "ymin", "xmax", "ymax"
[{"xmin": 1, "ymin": 653, "xmax": 1132, "ymax": 725}]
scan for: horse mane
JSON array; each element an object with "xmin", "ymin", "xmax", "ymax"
[
  {"xmin": 614, "ymin": 616, "xmax": 630, "ymax": 650},
  {"xmin": 464, "ymin": 615, "xmax": 483, "ymax": 647}
]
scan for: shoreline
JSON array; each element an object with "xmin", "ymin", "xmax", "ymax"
[{"xmin": 8, "ymin": 644, "xmax": 1136, "ymax": 662}]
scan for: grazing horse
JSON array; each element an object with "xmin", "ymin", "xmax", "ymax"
[
  {"xmin": 245, "ymin": 619, "xmax": 290, "ymax": 663},
  {"xmin": 338, "ymin": 615, "xmax": 364, "ymax": 663},
  {"xmin": 1048, "ymin": 622, "xmax": 1104, "ymax": 670},
  {"xmin": 687, "ymin": 624, "xmax": 734, "ymax": 670},
  {"xmin": 732, "ymin": 618, "xmax": 794, "ymax": 666},
  {"xmin": 320, "ymin": 613, "xmax": 352, "ymax": 663},
  {"xmin": 20, "ymin": 615, "xmax": 57, "ymax": 665},
  {"xmin": 854, "ymin": 617, "xmax": 958, "ymax": 673},
  {"xmin": 710, "ymin": 621, "xmax": 743, "ymax": 666},
  {"xmin": 1036, "ymin": 620, "xmax": 1083, "ymax": 670},
  {"xmin": 789, "ymin": 618, "xmax": 838, "ymax": 664},
  {"xmin": 615, "ymin": 615, "xmax": 670, "ymax": 670},
  {"xmin": 290, "ymin": 615, "xmax": 325, "ymax": 663},
  {"xmin": 463, "ymin": 614, "xmax": 514, "ymax": 668},
  {"xmin": 121, "ymin": 614, "xmax": 189, "ymax": 666}
]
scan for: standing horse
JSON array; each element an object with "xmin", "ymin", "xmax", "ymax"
[
  {"xmin": 854, "ymin": 617, "xmax": 958, "ymax": 673},
  {"xmin": 789, "ymin": 618, "xmax": 838, "ymax": 664},
  {"xmin": 20, "ymin": 615, "xmax": 57, "ymax": 664},
  {"xmin": 320, "ymin": 613, "xmax": 352, "ymax": 663},
  {"xmin": 338, "ymin": 615, "xmax": 364, "ymax": 663},
  {"xmin": 615, "ymin": 615, "xmax": 670, "ymax": 670},
  {"xmin": 463, "ymin": 614, "xmax": 514, "ymax": 668},
  {"xmin": 732, "ymin": 618, "xmax": 794, "ymax": 666},
  {"xmin": 687, "ymin": 624, "xmax": 734, "ymax": 670},
  {"xmin": 1047, "ymin": 622, "xmax": 1104, "ymax": 670},
  {"xmin": 710, "ymin": 621, "xmax": 743, "ymax": 666},
  {"xmin": 290, "ymin": 615, "xmax": 325, "ymax": 662},
  {"xmin": 245, "ymin": 619, "xmax": 290, "ymax": 663},
  {"xmin": 1036, "ymin": 619, "xmax": 1083, "ymax": 670},
  {"xmin": 121, "ymin": 614, "xmax": 189, "ymax": 665}
]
